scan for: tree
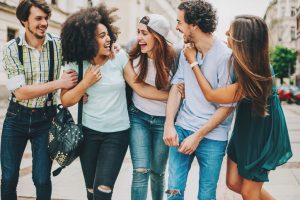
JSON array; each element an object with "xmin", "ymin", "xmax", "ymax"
[{"xmin": 270, "ymin": 46, "xmax": 296, "ymax": 84}]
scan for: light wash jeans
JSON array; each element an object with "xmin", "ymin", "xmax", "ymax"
[
  {"xmin": 129, "ymin": 104, "xmax": 169, "ymax": 200},
  {"xmin": 167, "ymin": 125, "xmax": 227, "ymax": 200}
]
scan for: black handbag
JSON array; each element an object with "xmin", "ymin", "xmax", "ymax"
[{"xmin": 48, "ymin": 61, "xmax": 84, "ymax": 176}]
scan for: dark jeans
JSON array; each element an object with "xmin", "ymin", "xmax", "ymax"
[
  {"xmin": 1, "ymin": 101, "xmax": 56, "ymax": 200},
  {"xmin": 80, "ymin": 126, "xmax": 129, "ymax": 200}
]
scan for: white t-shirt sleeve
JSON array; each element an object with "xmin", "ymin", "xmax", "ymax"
[{"xmin": 115, "ymin": 49, "xmax": 129, "ymax": 70}]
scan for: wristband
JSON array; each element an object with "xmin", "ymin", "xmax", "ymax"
[{"xmin": 190, "ymin": 61, "xmax": 199, "ymax": 69}]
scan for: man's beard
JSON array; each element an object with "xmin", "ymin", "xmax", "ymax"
[
  {"xmin": 183, "ymin": 33, "xmax": 193, "ymax": 44},
  {"xmin": 184, "ymin": 34, "xmax": 194, "ymax": 43},
  {"xmin": 28, "ymin": 25, "xmax": 47, "ymax": 40}
]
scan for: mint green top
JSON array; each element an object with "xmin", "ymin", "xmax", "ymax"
[{"xmin": 63, "ymin": 49, "xmax": 130, "ymax": 132}]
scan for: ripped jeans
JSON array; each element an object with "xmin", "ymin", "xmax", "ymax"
[
  {"xmin": 80, "ymin": 126, "xmax": 129, "ymax": 200},
  {"xmin": 129, "ymin": 104, "xmax": 169, "ymax": 200}
]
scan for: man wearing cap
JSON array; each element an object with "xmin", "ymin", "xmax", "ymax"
[
  {"xmin": 1, "ymin": 1, "xmax": 77, "ymax": 199},
  {"xmin": 163, "ymin": 1, "xmax": 235, "ymax": 199}
]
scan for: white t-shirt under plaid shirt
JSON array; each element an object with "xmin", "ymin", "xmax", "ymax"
[{"xmin": 2, "ymin": 33, "xmax": 62, "ymax": 108}]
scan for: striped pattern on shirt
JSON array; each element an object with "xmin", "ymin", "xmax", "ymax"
[{"xmin": 2, "ymin": 33, "xmax": 62, "ymax": 108}]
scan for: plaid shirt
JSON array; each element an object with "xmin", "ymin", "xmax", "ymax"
[{"xmin": 2, "ymin": 33, "xmax": 62, "ymax": 108}]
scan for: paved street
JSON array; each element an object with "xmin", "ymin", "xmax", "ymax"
[{"xmin": 0, "ymin": 95, "xmax": 299, "ymax": 200}]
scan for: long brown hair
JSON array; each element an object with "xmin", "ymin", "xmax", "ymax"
[
  {"xmin": 230, "ymin": 15, "xmax": 273, "ymax": 116},
  {"xmin": 129, "ymin": 27, "xmax": 176, "ymax": 90}
]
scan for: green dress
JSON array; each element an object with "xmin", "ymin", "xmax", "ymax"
[{"xmin": 227, "ymin": 85, "xmax": 293, "ymax": 182}]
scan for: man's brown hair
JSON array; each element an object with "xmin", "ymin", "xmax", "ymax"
[{"xmin": 16, "ymin": 0, "xmax": 51, "ymax": 27}]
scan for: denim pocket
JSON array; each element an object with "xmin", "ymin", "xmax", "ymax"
[{"xmin": 6, "ymin": 110, "xmax": 18, "ymax": 118}]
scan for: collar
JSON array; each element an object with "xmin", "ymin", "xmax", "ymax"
[{"xmin": 17, "ymin": 32, "xmax": 53, "ymax": 49}]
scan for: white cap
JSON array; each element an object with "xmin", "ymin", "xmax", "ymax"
[{"xmin": 140, "ymin": 14, "xmax": 171, "ymax": 43}]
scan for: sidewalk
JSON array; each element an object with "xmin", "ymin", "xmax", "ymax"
[{"xmin": 1, "ymin": 101, "xmax": 300, "ymax": 200}]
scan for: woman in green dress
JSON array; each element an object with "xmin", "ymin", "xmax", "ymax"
[{"xmin": 183, "ymin": 15, "xmax": 292, "ymax": 200}]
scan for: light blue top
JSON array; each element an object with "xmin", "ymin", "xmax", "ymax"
[
  {"xmin": 63, "ymin": 49, "xmax": 130, "ymax": 132},
  {"xmin": 172, "ymin": 38, "xmax": 234, "ymax": 141}
]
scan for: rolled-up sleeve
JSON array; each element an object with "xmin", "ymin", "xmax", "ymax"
[{"xmin": 2, "ymin": 43, "xmax": 25, "ymax": 91}]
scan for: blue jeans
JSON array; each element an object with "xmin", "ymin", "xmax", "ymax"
[
  {"xmin": 167, "ymin": 125, "xmax": 227, "ymax": 200},
  {"xmin": 1, "ymin": 102, "xmax": 55, "ymax": 200},
  {"xmin": 129, "ymin": 104, "xmax": 169, "ymax": 200}
]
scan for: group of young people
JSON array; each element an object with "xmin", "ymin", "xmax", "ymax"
[{"xmin": 1, "ymin": 0, "xmax": 292, "ymax": 200}]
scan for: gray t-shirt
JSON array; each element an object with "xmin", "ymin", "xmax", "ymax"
[{"xmin": 172, "ymin": 38, "xmax": 234, "ymax": 141}]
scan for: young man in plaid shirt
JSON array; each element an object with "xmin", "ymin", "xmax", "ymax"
[{"xmin": 1, "ymin": 1, "xmax": 77, "ymax": 199}]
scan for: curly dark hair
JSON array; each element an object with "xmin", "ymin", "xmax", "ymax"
[
  {"xmin": 178, "ymin": 0, "xmax": 217, "ymax": 33},
  {"xmin": 61, "ymin": 3, "xmax": 119, "ymax": 62}
]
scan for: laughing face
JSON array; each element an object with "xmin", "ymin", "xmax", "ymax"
[
  {"xmin": 24, "ymin": 6, "xmax": 49, "ymax": 40},
  {"xmin": 137, "ymin": 23, "xmax": 155, "ymax": 58},
  {"xmin": 95, "ymin": 23, "xmax": 112, "ymax": 57},
  {"xmin": 176, "ymin": 10, "xmax": 194, "ymax": 44}
]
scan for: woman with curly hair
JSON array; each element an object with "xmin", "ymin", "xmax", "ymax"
[
  {"xmin": 127, "ymin": 14, "xmax": 177, "ymax": 200},
  {"xmin": 184, "ymin": 15, "xmax": 292, "ymax": 200},
  {"xmin": 60, "ymin": 4, "xmax": 169, "ymax": 200}
]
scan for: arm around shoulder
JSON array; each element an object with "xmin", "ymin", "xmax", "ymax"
[{"xmin": 124, "ymin": 61, "xmax": 169, "ymax": 101}]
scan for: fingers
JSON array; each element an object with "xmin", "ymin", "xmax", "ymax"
[
  {"xmin": 163, "ymin": 136, "xmax": 169, "ymax": 146},
  {"xmin": 83, "ymin": 93, "xmax": 89, "ymax": 104},
  {"xmin": 177, "ymin": 83, "xmax": 185, "ymax": 99},
  {"xmin": 175, "ymin": 133, "xmax": 179, "ymax": 146},
  {"xmin": 178, "ymin": 141, "xmax": 195, "ymax": 155},
  {"xmin": 92, "ymin": 66, "xmax": 102, "ymax": 80},
  {"xmin": 177, "ymin": 83, "xmax": 184, "ymax": 91},
  {"xmin": 96, "ymin": 71, "xmax": 102, "ymax": 80},
  {"xmin": 86, "ymin": 65, "xmax": 102, "ymax": 80},
  {"xmin": 163, "ymin": 134, "xmax": 171, "ymax": 146},
  {"xmin": 163, "ymin": 133, "xmax": 178, "ymax": 146},
  {"xmin": 166, "ymin": 134, "xmax": 179, "ymax": 147},
  {"xmin": 65, "ymin": 69, "xmax": 76, "ymax": 74}
]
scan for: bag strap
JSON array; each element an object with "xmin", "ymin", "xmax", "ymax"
[
  {"xmin": 15, "ymin": 37, "xmax": 23, "ymax": 65},
  {"xmin": 77, "ymin": 61, "xmax": 84, "ymax": 125},
  {"xmin": 14, "ymin": 34, "xmax": 55, "ymax": 107},
  {"xmin": 46, "ymin": 35, "xmax": 55, "ymax": 106}
]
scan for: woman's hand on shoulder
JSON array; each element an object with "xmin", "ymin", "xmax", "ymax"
[
  {"xmin": 82, "ymin": 65, "xmax": 102, "ymax": 88},
  {"xmin": 177, "ymin": 82, "xmax": 185, "ymax": 99},
  {"xmin": 183, "ymin": 43, "xmax": 197, "ymax": 64}
]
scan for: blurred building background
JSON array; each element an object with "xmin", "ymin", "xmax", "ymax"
[
  {"xmin": 0, "ymin": 0, "xmax": 182, "ymax": 86},
  {"xmin": 4, "ymin": 0, "xmax": 300, "ymax": 86},
  {"xmin": 264, "ymin": 0, "xmax": 300, "ymax": 85}
]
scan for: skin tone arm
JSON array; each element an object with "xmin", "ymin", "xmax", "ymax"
[
  {"xmin": 163, "ymin": 85, "xmax": 182, "ymax": 146},
  {"xmin": 182, "ymin": 46, "xmax": 243, "ymax": 104},
  {"xmin": 61, "ymin": 65, "xmax": 101, "ymax": 107},
  {"xmin": 15, "ymin": 70, "xmax": 78, "ymax": 100},
  {"xmin": 124, "ymin": 61, "xmax": 169, "ymax": 101}
]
